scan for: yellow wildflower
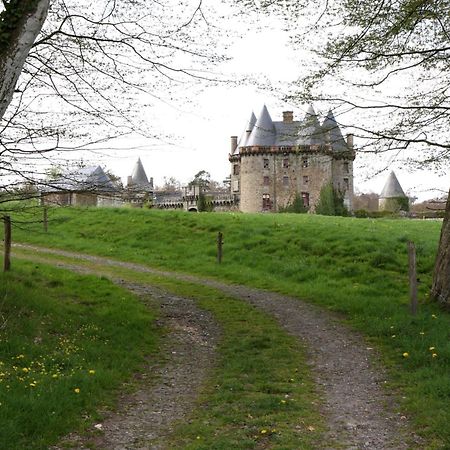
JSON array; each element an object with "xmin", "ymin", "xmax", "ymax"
[
  {"xmin": 402, "ymin": 352, "xmax": 409, "ymax": 358},
  {"xmin": 432, "ymin": 353, "xmax": 438, "ymax": 358},
  {"xmin": 74, "ymin": 388, "xmax": 80, "ymax": 394},
  {"xmin": 88, "ymin": 370, "xmax": 95, "ymax": 375},
  {"xmin": 260, "ymin": 429, "xmax": 267, "ymax": 434},
  {"xmin": 429, "ymin": 347, "xmax": 435, "ymax": 351}
]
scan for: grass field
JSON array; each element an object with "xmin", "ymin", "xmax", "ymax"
[
  {"xmin": 0, "ymin": 260, "xmax": 160, "ymax": 450},
  {"xmin": 5, "ymin": 206, "xmax": 450, "ymax": 447}
]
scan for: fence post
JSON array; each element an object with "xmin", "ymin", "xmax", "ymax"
[
  {"xmin": 217, "ymin": 231, "xmax": 223, "ymax": 264},
  {"xmin": 3, "ymin": 215, "xmax": 11, "ymax": 272},
  {"xmin": 43, "ymin": 206, "xmax": 48, "ymax": 233},
  {"xmin": 408, "ymin": 241, "xmax": 418, "ymax": 315}
]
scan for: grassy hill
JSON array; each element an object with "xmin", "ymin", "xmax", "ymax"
[{"xmin": 5, "ymin": 207, "xmax": 450, "ymax": 447}]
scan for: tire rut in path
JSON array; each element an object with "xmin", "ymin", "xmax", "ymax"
[
  {"xmin": 49, "ymin": 267, "xmax": 219, "ymax": 450},
  {"xmin": 17, "ymin": 245, "xmax": 418, "ymax": 449}
]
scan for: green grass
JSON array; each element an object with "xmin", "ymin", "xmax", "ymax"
[
  {"xmin": 6, "ymin": 207, "xmax": 450, "ymax": 447},
  {"xmin": 10, "ymin": 252, "xmax": 326, "ymax": 449},
  {"xmin": 0, "ymin": 260, "xmax": 159, "ymax": 450}
]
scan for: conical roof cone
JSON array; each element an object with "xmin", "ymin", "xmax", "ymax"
[
  {"xmin": 246, "ymin": 105, "xmax": 276, "ymax": 146},
  {"xmin": 297, "ymin": 104, "xmax": 323, "ymax": 145},
  {"xmin": 236, "ymin": 111, "xmax": 257, "ymax": 150},
  {"xmin": 131, "ymin": 158, "xmax": 149, "ymax": 186},
  {"xmin": 380, "ymin": 171, "xmax": 407, "ymax": 198},
  {"xmin": 321, "ymin": 110, "xmax": 347, "ymax": 151}
]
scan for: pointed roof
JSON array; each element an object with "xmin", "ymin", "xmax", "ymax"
[
  {"xmin": 43, "ymin": 166, "xmax": 117, "ymax": 193},
  {"xmin": 246, "ymin": 111, "xmax": 257, "ymax": 132},
  {"xmin": 246, "ymin": 105, "xmax": 276, "ymax": 147},
  {"xmin": 131, "ymin": 158, "xmax": 149, "ymax": 186},
  {"xmin": 380, "ymin": 171, "xmax": 407, "ymax": 198},
  {"xmin": 297, "ymin": 104, "xmax": 324, "ymax": 145},
  {"xmin": 322, "ymin": 110, "xmax": 347, "ymax": 151},
  {"xmin": 236, "ymin": 111, "xmax": 257, "ymax": 150}
]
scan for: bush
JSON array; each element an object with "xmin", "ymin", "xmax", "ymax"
[
  {"xmin": 316, "ymin": 183, "xmax": 348, "ymax": 216},
  {"xmin": 279, "ymin": 194, "xmax": 309, "ymax": 214}
]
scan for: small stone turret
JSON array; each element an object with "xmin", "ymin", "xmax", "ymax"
[{"xmin": 379, "ymin": 171, "xmax": 408, "ymax": 212}]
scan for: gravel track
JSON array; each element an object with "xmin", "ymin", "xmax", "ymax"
[{"xmin": 16, "ymin": 244, "xmax": 419, "ymax": 449}]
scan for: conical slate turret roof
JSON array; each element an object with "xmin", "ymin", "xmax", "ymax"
[
  {"xmin": 322, "ymin": 110, "xmax": 347, "ymax": 151},
  {"xmin": 236, "ymin": 111, "xmax": 257, "ymax": 150},
  {"xmin": 246, "ymin": 105, "xmax": 276, "ymax": 147},
  {"xmin": 380, "ymin": 171, "xmax": 407, "ymax": 198},
  {"xmin": 131, "ymin": 158, "xmax": 149, "ymax": 186},
  {"xmin": 297, "ymin": 104, "xmax": 324, "ymax": 145}
]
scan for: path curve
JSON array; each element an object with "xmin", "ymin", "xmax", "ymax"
[
  {"xmin": 16, "ymin": 244, "xmax": 418, "ymax": 449},
  {"xmin": 49, "ymin": 266, "xmax": 219, "ymax": 450}
]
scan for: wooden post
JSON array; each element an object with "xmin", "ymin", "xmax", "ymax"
[
  {"xmin": 217, "ymin": 231, "xmax": 223, "ymax": 264},
  {"xmin": 43, "ymin": 206, "xmax": 48, "ymax": 233},
  {"xmin": 3, "ymin": 215, "xmax": 11, "ymax": 272},
  {"xmin": 408, "ymin": 241, "xmax": 418, "ymax": 315}
]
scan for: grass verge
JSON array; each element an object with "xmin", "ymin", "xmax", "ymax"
[
  {"xmin": 6, "ymin": 207, "xmax": 450, "ymax": 447},
  {"xmin": 13, "ymin": 250, "xmax": 326, "ymax": 449},
  {"xmin": 0, "ymin": 259, "xmax": 159, "ymax": 450}
]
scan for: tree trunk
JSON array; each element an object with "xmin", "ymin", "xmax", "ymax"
[
  {"xmin": 0, "ymin": 0, "xmax": 50, "ymax": 120},
  {"xmin": 431, "ymin": 188, "xmax": 450, "ymax": 309}
]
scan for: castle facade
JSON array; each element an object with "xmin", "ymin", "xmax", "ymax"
[{"xmin": 229, "ymin": 105, "xmax": 355, "ymax": 213}]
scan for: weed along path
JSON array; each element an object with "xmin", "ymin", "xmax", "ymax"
[{"xmin": 14, "ymin": 243, "xmax": 418, "ymax": 449}]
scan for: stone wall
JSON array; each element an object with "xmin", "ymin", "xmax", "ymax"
[{"xmin": 239, "ymin": 150, "xmax": 335, "ymax": 213}]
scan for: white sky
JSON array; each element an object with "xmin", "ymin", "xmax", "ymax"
[{"xmin": 52, "ymin": 5, "xmax": 449, "ymax": 202}]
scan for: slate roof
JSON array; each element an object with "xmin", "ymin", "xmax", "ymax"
[
  {"xmin": 321, "ymin": 110, "xmax": 348, "ymax": 151},
  {"xmin": 380, "ymin": 171, "xmax": 407, "ymax": 198},
  {"xmin": 238, "ymin": 105, "xmax": 348, "ymax": 151},
  {"xmin": 131, "ymin": 158, "xmax": 150, "ymax": 186},
  {"xmin": 246, "ymin": 105, "xmax": 277, "ymax": 147},
  {"xmin": 42, "ymin": 166, "xmax": 118, "ymax": 193},
  {"xmin": 236, "ymin": 111, "xmax": 257, "ymax": 150}
]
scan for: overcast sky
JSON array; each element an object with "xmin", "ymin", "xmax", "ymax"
[{"xmin": 48, "ymin": 3, "xmax": 449, "ymax": 201}]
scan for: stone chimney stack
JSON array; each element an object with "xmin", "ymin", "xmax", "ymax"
[
  {"xmin": 346, "ymin": 133, "xmax": 354, "ymax": 149},
  {"xmin": 283, "ymin": 111, "xmax": 294, "ymax": 123},
  {"xmin": 127, "ymin": 176, "xmax": 133, "ymax": 187},
  {"xmin": 231, "ymin": 136, "xmax": 238, "ymax": 154},
  {"xmin": 149, "ymin": 177, "xmax": 154, "ymax": 189}
]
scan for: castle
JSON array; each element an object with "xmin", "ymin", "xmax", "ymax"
[{"xmin": 229, "ymin": 105, "xmax": 355, "ymax": 213}]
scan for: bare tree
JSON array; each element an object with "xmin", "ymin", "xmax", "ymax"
[
  {"xmin": 0, "ymin": 0, "xmax": 225, "ymax": 200},
  {"xmin": 248, "ymin": 0, "xmax": 450, "ymax": 308}
]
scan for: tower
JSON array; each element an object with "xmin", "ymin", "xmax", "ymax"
[{"xmin": 229, "ymin": 105, "xmax": 355, "ymax": 213}]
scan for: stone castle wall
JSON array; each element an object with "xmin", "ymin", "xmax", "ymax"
[{"xmin": 234, "ymin": 149, "xmax": 351, "ymax": 213}]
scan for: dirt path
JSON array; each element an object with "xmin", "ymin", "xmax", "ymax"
[
  {"xmin": 16, "ymin": 244, "xmax": 418, "ymax": 449},
  {"xmin": 49, "ymin": 266, "xmax": 220, "ymax": 450}
]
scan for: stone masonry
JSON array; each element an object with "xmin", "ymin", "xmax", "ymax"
[{"xmin": 229, "ymin": 105, "xmax": 355, "ymax": 213}]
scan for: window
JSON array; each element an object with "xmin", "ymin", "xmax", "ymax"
[
  {"xmin": 262, "ymin": 194, "xmax": 271, "ymax": 210},
  {"xmin": 303, "ymin": 175, "xmax": 309, "ymax": 184},
  {"xmin": 343, "ymin": 162, "xmax": 349, "ymax": 174},
  {"xmin": 283, "ymin": 158, "xmax": 289, "ymax": 168},
  {"xmin": 233, "ymin": 180, "xmax": 239, "ymax": 192},
  {"xmin": 301, "ymin": 192, "xmax": 310, "ymax": 207},
  {"xmin": 263, "ymin": 176, "xmax": 270, "ymax": 185},
  {"xmin": 283, "ymin": 176, "xmax": 289, "ymax": 186},
  {"xmin": 233, "ymin": 164, "xmax": 240, "ymax": 175},
  {"xmin": 263, "ymin": 158, "xmax": 269, "ymax": 169},
  {"xmin": 343, "ymin": 178, "xmax": 349, "ymax": 190},
  {"xmin": 302, "ymin": 158, "xmax": 309, "ymax": 168}
]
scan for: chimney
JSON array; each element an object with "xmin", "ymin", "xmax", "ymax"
[
  {"xmin": 283, "ymin": 111, "xmax": 294, "ymax": 123},
  {"xmin": 346, "ymin": 133, "xmax": 354, "ymax": 148},
  {"xmin": 231, "ymin": 136, "xmax": 238, "ymax": 153},
  {"xmin": 127, "ymin": 176, "xmax": 133, "ymax": 187},
  {"xmin": 149, "ymin": 177, "xmax": 154, "ymax": 189}
]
